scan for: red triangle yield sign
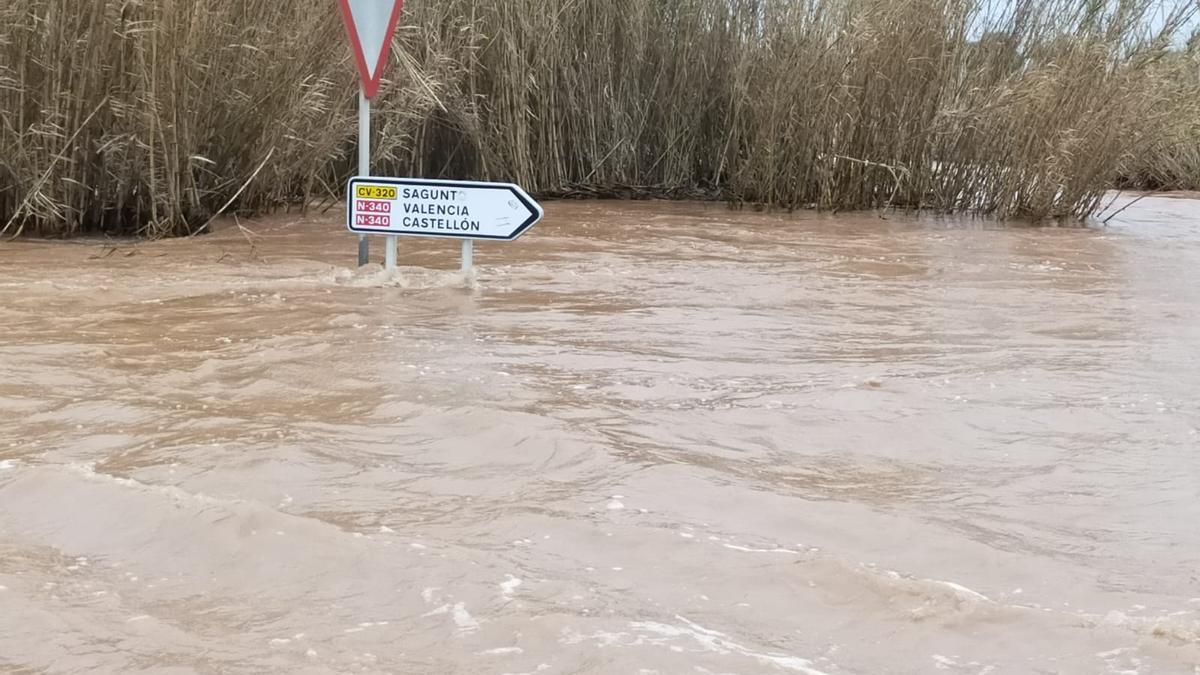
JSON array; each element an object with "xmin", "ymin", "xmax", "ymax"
[{"xmin": 338, "ymin": 0, "xmax": 405, "ymax": 100}]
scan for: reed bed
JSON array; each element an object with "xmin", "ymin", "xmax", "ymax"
[
  {"xmin": 1113, "ymin": 44, "xmax": 1200, "ymax": 191},
  {"xmin": 1, "ymin": 0, "xmax": 1196, "ymax": 237}
]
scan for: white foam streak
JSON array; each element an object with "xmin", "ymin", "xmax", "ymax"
[
  {"xmin": 500, "ymin": 575, "xmax": 523, "ymax": 599},
  {"xmin": 632, "ymin": 616, "xmax": 830, "ymax": 674}
]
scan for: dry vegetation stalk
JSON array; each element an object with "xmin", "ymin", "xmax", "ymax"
[{"xmin": 1, "ymin": 0, "xmax": 1197, "ymax": 237}]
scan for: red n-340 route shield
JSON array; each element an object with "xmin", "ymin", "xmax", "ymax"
[{"xmin": 338, "ymin": 0, "xmax": 405, "ymax": 99}]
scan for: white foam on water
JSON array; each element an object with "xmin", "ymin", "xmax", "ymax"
[
  {"xmin": 421, "ymin": 587, "xmax": 439, "ymax": 603},
  {"xmin": 876, "ymin": 562, "xmax": 1200, "ymax": 649},
  {"xmin": 722, "ymin": 543, "xmax": 804, "ymax": 555},
  {"xmin": 932, "ymin": 654, "xmax": 957, "ymax": 669},
  {"xmin": 1090, "ymin": 610, "xmax": 1200, "ymax": 644},
  {"xmin": 607, "ymin": 500, "xmax": 626, "ymax": 510},
  {"xmin": 564, "ymin": 617, "xmax": 827, "ymax": 674},
  {"xmin": 452, "ymin": 603, "xmax": 480, "ymax": 633},
  {"xmin": 630, "ymin": 616, "xmax": 830, "ymax": 675},
  {"xmin": 482, "ymin": 647, "xmax": 524, "ymax": 656},
  {"xmin": 424, "ymin": 601, "xmax": 480, "ymax": 633},
  {"xmin": 332, "ymin": 265, "xmax": 476, "ymax": 291},
  {"xmin": 0, "ymin": 460, "xmax": 17, "ymax": 471},
  {"xmin": 1096, "ymin": 645, "xmax": 1145, "ymax": 675},
  {"xmin": 501, "ymin": 575, "xmax": 523, "ymax": 598},
  {"xmin": 937, "ymin": 581, "xmax": 989, "ymax": 602},
  {"xmin": 59, "ymin": 463, "xmax": 249, "ymax": 511},
  {"xmin": 880, "ymin": 567, "xmax": 991, "ymax": 604},
  {"xmin": 561, "ymin": 628, "xmax": 627, "ymax": 647}
]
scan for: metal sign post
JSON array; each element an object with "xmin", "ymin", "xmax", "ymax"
[
  {"xmin": 339, "ymin": 0, "xmax": 405, "ymax": 268},
  {"xmin": 461, "ymin": 240, "xmax": 474, "ymax": 274},
  {"xmin": 346, "ymin": 177, "xmax": 544, "ymax": 273},
  {"xmin": 357, "ymin": 87, "xmax": 370, "ymax": 267}
]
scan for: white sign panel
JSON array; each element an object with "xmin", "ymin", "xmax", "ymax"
[{"xmin": 346, "ymin": 177, "xmax": 544, "ymax": 241}]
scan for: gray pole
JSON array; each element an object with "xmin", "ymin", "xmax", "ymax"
[
  {"xmin": 385, "ymin": 227, "xmax": 398, "ymax": 270},
  {"xmin": 461, "ymin": 240, "xmax": 474, "ymax": 275},
  {"xmin": 357, "ymin": 87, "xmax": 370, "ymax": 267}
]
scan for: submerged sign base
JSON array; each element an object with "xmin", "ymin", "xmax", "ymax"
[{"xmin": 346, "ymin": 177, "xmax": 543, "ymax": 241}]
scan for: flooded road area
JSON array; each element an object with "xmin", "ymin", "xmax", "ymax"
[{"xmin": 1, "ymin": 196, "xmax": 1199, "ymax": 674}]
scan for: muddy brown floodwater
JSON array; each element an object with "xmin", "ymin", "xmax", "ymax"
[{"xmin": 1, "ymin": 196, "xmax": 1199, "ymax": 675}]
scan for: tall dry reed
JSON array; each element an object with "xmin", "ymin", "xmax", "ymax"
[
  {"xmin": 1, "ymin": 0, "xmax": 1196, "ymax": 237},
  {"xmin": 1113, "ymin": 42, "xmax": 1200, "ymax": 191}
]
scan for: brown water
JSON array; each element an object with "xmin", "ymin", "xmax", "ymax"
[{"xmin": 1, "ymin": 196, "xmax": 1199, "ymax": 675}]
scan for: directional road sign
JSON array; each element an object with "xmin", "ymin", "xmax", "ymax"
[
  {"xmin": 346, "ymin": 177, "xmax": 544, "ymax": 241},
  {"xmin": 338, "ymin": 0, "xmax": 405, "ymax": 99}
]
